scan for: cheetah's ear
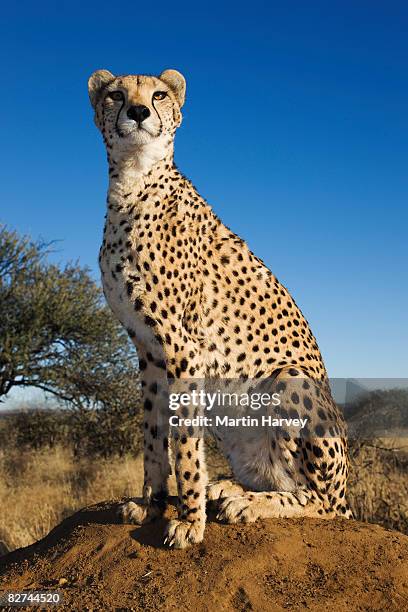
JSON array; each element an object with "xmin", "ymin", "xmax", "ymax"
[
  {"xmin": 159, "ymin": 69, "xmax": 186, "ymax": 107},
  {"xmin": 88, "ymin": 69, "xmax": 115, "ymax": 108}
]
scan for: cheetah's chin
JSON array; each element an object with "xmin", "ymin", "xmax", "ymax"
[{"xmin": 117, "ymin": 126, "xmax": 158, "ymax": 144}]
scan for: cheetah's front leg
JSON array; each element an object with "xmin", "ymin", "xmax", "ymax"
[
  {"xmin": 164, "ymin": 375, "xmax": 208, "ymax": 549},
  {"xmin": 119, "ymin": 357, "xmax": 171, "ymax": 525},
  {"xmin": 164, "ymin": 435, "xmax": 207, "ymax": 548}
]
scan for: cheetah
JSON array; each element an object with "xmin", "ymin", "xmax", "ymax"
[{"xmin": 88, "ymin": 68, "xmax": 352, "ymax": 549}]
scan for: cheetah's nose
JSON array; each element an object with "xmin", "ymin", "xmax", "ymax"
[{"xmin": 127, "ymin": 105, "xmax": 151, "ymax": 123}]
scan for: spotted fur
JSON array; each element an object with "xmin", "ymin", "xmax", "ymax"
[{"xmin": 88, "ymin": 68, "xmax": 352, "ymax": 549}]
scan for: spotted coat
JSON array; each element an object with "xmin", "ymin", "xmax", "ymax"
[{"xmin": 88, "ymin": 68, "xmax": 352, "ymax": 549}]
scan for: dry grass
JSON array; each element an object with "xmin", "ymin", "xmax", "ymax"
[
  {"xmin": 0, "ymin": 445, "xmax": 144, "ymax": 553},
  {"xmin": 0, "ymin": 439, "xmax": 407, "ymax": 555},
  {"xmin": 348, "ymin": 439, "xmax": 408, "ymax": 534}
]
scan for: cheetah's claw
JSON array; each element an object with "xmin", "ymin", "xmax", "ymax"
[{"xmin": 163, "ymin": 519, "xmax": 205, "ymax": 549}]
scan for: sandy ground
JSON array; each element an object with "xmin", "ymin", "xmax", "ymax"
[{"xmin": 1, "ymin": 499, "xmax": 408, "ymax": 611}]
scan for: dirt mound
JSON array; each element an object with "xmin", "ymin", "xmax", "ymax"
[{"xmin": 1, "ymin": 499, "xmax": 408, "ymax": 611}]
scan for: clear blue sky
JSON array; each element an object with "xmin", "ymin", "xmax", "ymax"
[{"xmin": 1, "ymin": 1, "xmax": 407, "ymax": 378}]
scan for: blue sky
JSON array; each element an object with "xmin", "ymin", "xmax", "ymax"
[{"xmin": 1, "ymin": 1, "xmax": 407, "ymax": 378}]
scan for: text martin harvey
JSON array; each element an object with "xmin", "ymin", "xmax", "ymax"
[{"xmin": 169, "ymin": 415, "xmax": 309, "ymax": 429}]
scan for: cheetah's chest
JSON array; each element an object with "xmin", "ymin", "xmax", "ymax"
[{"xmin": 99, "ymin": 221, "xmax": 156, "ymax": 348}]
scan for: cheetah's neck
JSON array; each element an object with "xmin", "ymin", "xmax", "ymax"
[{"xmin": 107, "ymin": 147, "xmax": 178, "ymax": 211}]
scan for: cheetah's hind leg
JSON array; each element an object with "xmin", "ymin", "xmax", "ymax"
[{"xmin": 216, "ymin": 488, "xmax": 333, "ymax": 524}]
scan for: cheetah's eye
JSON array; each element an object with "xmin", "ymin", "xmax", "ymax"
[
  {"xmin": 153, "ymin": 91, "xmax": 167, "ymax": 101},
  {"xmin": 108, "ymin": 91, "xmax": 124, "ymax": 102}
]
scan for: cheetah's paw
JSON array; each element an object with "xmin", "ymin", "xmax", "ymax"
[
  {"xmin": 207, "ymin": 480, "xmax": 245, "ymax": 501},
  {"xmin": 117, "ymin": 499, "xmax": 161, "ymax": 525},
  {"xmin": 163, "ymin": 519, "xmax": 205, "ymax": 549},
  {"xmin": 216, "ymin": 494, "xmax": 263, "ymax": 524}
]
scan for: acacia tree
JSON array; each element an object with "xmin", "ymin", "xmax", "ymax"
[{"xmin": 0, "ymin": 226, "xmax": 142, "ymax": 452}]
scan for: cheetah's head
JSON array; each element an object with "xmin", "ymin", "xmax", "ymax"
[{"xmin": 88, "ymin": 69, "xmax": 185, "ymax": 161}]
